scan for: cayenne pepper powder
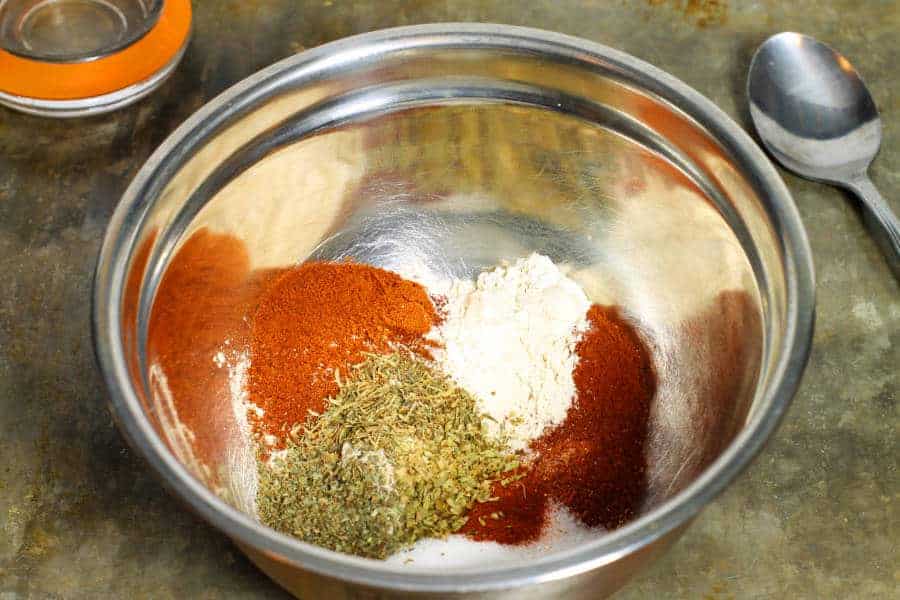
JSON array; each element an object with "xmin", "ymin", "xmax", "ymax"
[
  {"xmin": 248, "ymin": 262, "xmax": 439, "ymax": 440},
  {"xmin": 460, "ymin": 304, "xmax": 655, "ymax": 544}
]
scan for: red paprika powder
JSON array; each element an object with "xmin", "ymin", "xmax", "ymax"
[{"xmin": 248, "ymin": 262, "xmax": 440, "ymax": 440}]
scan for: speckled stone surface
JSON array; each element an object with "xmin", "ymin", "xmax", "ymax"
[{"xmin": 0, "ymin": 1, "xmax": 897, "ymax": 598}]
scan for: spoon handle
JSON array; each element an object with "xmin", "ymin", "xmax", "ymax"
[{"xmin": 845, "ymin": 174, "xmax": 900, "ymax": 279}]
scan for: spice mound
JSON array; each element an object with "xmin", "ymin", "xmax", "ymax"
[
  {"xmin": 257, "ymin": 352, "xmax": 521, "ymax": 559},
  {"xmin": 429, "ymin": 254, "xmax": 591, "ymax": 449},
  {"xmin": 246, "ymin": 256, "xmax": 656, "ymax": 559}
]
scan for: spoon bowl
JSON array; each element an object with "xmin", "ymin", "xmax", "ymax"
[{"xmin": 748, "ymin": 31, "xmax": 899, "ymax": 277}]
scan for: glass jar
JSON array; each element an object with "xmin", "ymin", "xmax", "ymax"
[{"xmin": 0, "ymin": 0, "xmax": 192, "ymax": 117}]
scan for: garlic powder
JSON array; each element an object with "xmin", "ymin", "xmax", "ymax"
[{"xmin": 429, "ymin": 254, "xmax": 590, "ymax": 450}]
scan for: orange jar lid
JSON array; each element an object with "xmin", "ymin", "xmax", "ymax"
[{"xmin": 0, "ymin": 0, "xmax": 192, "ymax": 101}]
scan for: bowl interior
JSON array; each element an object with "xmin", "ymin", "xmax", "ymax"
[{"xmin": 111, "ymin": 33, "xmax": 790, "ymax": 575}]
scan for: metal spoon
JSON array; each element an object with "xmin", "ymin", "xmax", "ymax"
[{"xmin": 748, "ymin": 31, "xmax": 899, "ymax": 278}]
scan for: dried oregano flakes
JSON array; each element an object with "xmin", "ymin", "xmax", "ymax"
[{"xmin": 256, "ymin": 352, "xmax": 523, "ymax": 559}]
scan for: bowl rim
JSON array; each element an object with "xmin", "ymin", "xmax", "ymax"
[{"xmin": 92, "ymin": 23, "xmax": 815, "ymax": 593}]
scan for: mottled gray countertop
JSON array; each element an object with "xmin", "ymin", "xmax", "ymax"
[{"xmin": 0, "ymin": 1, "xmax": 897, "ymax": 598}]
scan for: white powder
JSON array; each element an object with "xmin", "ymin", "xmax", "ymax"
[
  {"xmin": 385, "ymin": 504, "xmax": 600, "ymax": 568},
  {"xmin": 213, "ymin": 349, "xmax": 262, "ymax": 514},
  {"xmin": 147, "ymin": 363, "xmax": 206, "ymax": 479},
  {"xmin": 429, "ymin": 254, "xmax": 590, "ymax": 450},
  {"xmin": 341, "ymin": 443, "xmax": 395, "ymax": 493}
]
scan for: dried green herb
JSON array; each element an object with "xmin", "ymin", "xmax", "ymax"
[{"xmin": 256, "ymin": 352, "xmax": 523, "ymax": 559}]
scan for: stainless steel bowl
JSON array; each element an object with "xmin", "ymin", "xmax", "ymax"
[{"xmin": 93, "ymin": 24, "xmax": 815, "ymax": 598}]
